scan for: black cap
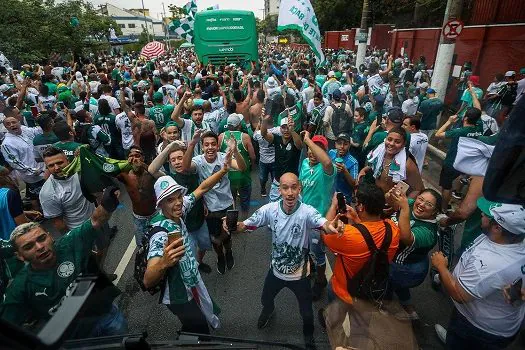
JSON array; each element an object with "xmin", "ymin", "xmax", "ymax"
[
  {"xmin": 386, "ymin": 107, "xmax": 404, "ymax": 124},
  {"xmin": 336, "ymin": 133, "xmax": 351, "ymax": 142}
]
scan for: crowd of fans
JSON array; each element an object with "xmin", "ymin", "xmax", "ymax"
[{"xmin": 0, "ymin": 44, "xmax": 524, "ymax": 349}]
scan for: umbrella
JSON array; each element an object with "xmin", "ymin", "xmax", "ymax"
[{"xmin": 140, "ymin": 41, "xmax": 166, "ymax": 59}]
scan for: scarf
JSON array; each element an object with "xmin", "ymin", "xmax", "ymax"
[{"xmin": 367, "ymin": 142, "xmax": 407, "ymax": 183}]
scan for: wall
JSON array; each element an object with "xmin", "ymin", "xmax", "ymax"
[
  {"xmin": 390, "ymin": 24, "xmax": 525, "ymax": 102},
  {"xmin": 323, "ymin": 25, "xmax": 393, "ymax": 50},
  {"xmin": 468, "ymin": 0, "xmax": 525, "ymax": 25}
]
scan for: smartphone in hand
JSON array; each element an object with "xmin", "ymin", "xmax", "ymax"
[{"xmin": 509, "ymin": 278, "xmax": 523, "ymax": 303}]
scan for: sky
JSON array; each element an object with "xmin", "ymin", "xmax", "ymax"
[{"xmin": 86, "ymin": 0, "xmax": 265, "ymax": 19}]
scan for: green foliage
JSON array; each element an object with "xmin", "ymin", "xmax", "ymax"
[
  {"xmin": 258, "ymin": 14, "xmax": 279, "ymax": 36},
  {"xmin": 168, "ymin": 5, "xmax": 185, "ymax": 20},
  {"xmin": 0, "ymin": 0, "xmax": 122, "ymax": 64}
]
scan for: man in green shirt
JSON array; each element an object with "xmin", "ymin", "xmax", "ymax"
[
  {"xmin": 434, "ymin": 107, "xmax": 483, "ymax": 211},
  {"xmin": 298, "ymin": 132, "xmax": 336, "ymax": 301},
  {"xmin": 149, "ymin": 92, "xmax": 175, "ymax": 132},
  {"xmin": 52, "ymin": 121, "xmax": 83, "ymax": 162},
  {"xmin": 418, "ymin": 88, "xmax": 444, "ymax": 139},
  {"xmin": 0, "ymin": 187, "xmax": 127, "ymax": 337},
  {"xmin": 32, "ymin": 114, "xmax": 58, "ymax": 161}
]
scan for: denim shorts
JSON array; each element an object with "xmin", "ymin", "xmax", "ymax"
[
  {"xmin": 132, "ymin": 212, "xmax": 155, "ymax": 246},
  {"xmin": 187, "ymin": 221, "xmax": 212, "ymax": 254}
]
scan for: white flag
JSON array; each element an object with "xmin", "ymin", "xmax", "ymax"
[{"xmin": 277, "ymin": 0, "xmax": 325, "ymax": 65}]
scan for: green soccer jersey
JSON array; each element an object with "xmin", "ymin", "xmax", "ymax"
[
  {"xmin": 33, "ymin": 133, "xmax": 59, "ymax": 159},
  {"xmin": 149, "ymin": 104, "xmax": 175, "ymax": 131},
  {"xmin": 418, "ymin": 98, "xmax": 444, "ymax": 130},
  {"xmin": 54, "ymin": 141, "xmax": 83, "ymax": 161},
  {"xmin": 219, "ymin": 130, "xmax": 251, "ymax": 187},
  {"xmin": 0, "ymin": 220, "xmax": 103, "ymax": 325},
  {"xmin": 217, "ymin": 119, "xmax": 253, "ymax": 137},
  {"xmin": 299, "ymin": 159, "xmax": 336, "ymax": 216},
  {"xmin": 93, "ymin": 113, "xmax": 123, "ymax": 155},
  {"xmin": 351, "ymin": 122, "xmax": 368, "ymax": 147}
]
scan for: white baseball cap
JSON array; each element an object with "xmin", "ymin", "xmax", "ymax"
[
  {"xmin": 328, "ymin": 71, "xmax": 336, "ymax": 78},
  {"xmin": 477, "ymin": 197, "xmax": 525, "ymax": 235},
  {"xmin": 227, "ymin": 113, "xmax": 242, "ymax": 127},
  {"xmin": 154, "ymin": 176, "xmax": 187, "ymax": 207},
  {"xmin": 505, "ymin": 71, "xmax": 516, "ymax": 77}
]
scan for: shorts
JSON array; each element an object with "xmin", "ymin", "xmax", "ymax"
[
  {"xmin": 188, "ymin": 221, "xmax": 212, "ymax": 254},
  {"xmin": 132, "ymin": 212, "xmax": 155, "ymax": 246},
  {"xmin": 439, "ymin": 165, "xmax": 461, "ymax": 190},
  {"xmin": 25, "ymin": 179, "xmax": 45, "ymax": 200},
  {"xmin": 309, "ymin": 229, "xmax": 326, "ymax": 266},
  {"xmin": 206, "ymin": 206, "xmax": 233, "ymax": 245}
]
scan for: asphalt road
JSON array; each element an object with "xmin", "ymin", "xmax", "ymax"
[{"xmin": 97, "ymin": 154, "xmax": 523, "ymax": 350}]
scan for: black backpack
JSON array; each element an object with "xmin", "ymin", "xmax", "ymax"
[
  {"xmin": 341, "ymin": 222, "xmax": 392, "ymax": 305},
  {"xmin": 134, "ymin": 226, "xmax": 168, "ymax": 297},
  {"xmin": 404, "ymin": 69, "xmax": 414, "ymax": 83},
  {"xmin": 331, "ymin": 101, "xmax": 352, "ymax": 136}
]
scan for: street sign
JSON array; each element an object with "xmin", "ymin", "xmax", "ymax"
[
  {"xmin": 278, "ymin": 36, "xmax": 289, "ymax": 44},
  {"xmin": 341, "ymin": 34, "xmax": 349, "ymax": 42},
  {"xmin": 442, "ymin": 19, "xmax": 464, "ymax": 39},
  {"xmin": 357, "ymin": 31, "xmax": 368, "ymax": 43}
]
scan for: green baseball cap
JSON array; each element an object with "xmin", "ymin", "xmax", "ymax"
[
  {"xmin": 153, "ymin": 91, "xmax": 164, "ymax": 102},
  {"xmin": 477, "ymin": 197, "xmax": 498, "ymax": 219},
  {"xmin": 520, "ymin": 68, "xmax": 525, "ymax": 75}
]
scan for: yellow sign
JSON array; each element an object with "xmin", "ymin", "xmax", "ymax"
[{"xmin": 278, "ymin": 36, "xmax": 289, "ymax": 44}]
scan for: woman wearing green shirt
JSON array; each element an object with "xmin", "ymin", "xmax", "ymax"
[{"xmin": 387, "ymin": 188, "xmax": 442, "ymax": 320}]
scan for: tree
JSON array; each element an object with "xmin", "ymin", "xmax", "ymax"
[
  {"xmin": 0, "ymin": 0, "xmax": 122, "ymax": 64},
  {"xmin": 168, "ymin": 4, "xmax": 185, "ymax": 20}
]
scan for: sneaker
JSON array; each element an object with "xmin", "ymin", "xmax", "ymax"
[
  {"xmin": 105, "ymin": 273, "xmax": 118, "ymax": 282},
  {"xmin": 257, "ymin": 308, "xmax": 274, "ymax": 329},
  {"xmin": 217, "ymin": 256, "xmax": 226, "ymax": 275},
  {"xmin": 311, "ymin": 279, "xmax": 328, "ymax": 301},
  {"xmin": 225, "ymin": 250, "xmax": 235, "ymax": 270},
  {"xmin": 317, "ymin": 308, "xmax": 326, "ymax": 329},
  {"xmin": 452, "ymin": 191, "xmax": 463, "ymax": 200},
  {"xmin": 431, "ymin": 273, "xmax": 441, "ymax": 291},
  {"xmin": 394, "ymin": 310, "xmax": 420, "ymax": 321},
  {"xmin": 304, "ymin": 334, "xmax": 317, "ymax": 350},
  {"xmin": 198, "ymin": 263, "xmax": 212, "ymax": 274},
  {"xmin": 435, "ymin": 324, "xmax": 447, "ymax": 344},
  {"xmin": 261, "ymin": 190, "xmax": 267, "ymax": 197}
]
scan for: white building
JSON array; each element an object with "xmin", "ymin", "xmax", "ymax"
[
  {"xmin": 264, "ymin": 0, "xmax": 280, "ymax": 18},
  {"xmin": 101, "ymin": 3, "xmax": 165, "ymax": 40}
]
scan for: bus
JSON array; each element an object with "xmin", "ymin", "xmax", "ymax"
[{"xmin": 193, "ymin": 10, "xmax": 258, "ymax": 68}]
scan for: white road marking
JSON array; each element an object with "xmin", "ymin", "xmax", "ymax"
[
  {"xmin": 113, "ymin": 238, "xmax": 137, "ymax": 285},
  {"xmin": 325, "ymin": 254, "xmax": 333, "ymax": 280}
]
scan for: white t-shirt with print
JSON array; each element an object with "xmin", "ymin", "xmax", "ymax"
[
  {"xmin": 115, "ymin": 112, "xmax": 134, "ymax": 149},
  {"xmin": 453, "ymin": 234, "xmax": 525, "ymax": 338},
  {"xmin": 409, "ymin": 131, "xmax": 428, "ymax": 173},
  {"xmin": 157, "ymin": 84, "xmax": 178, "ymax": 105},
  {"xmin": 192, "ymin": 152, "xmax": 233, "ymax": 212},
  {"xmin": 99, "ymin": 95, "xmax": 120, "ymax": 113},
  {"xmin": 243, "ymin": 201, "xmax": 326, "ymax": 281}
]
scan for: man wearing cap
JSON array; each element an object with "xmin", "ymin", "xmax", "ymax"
[
  {"xmin": 514, "ymin": 67, "xmax": 525, "ymax": 105},
  {"xmin": 323, "ymin": 89, "xmax": 353, "ymax": 149},
  {"xmin": 261, "ymin": 114, "xmax": 302, "ymax": 202},
  {"xmin": 299, "ymin": 131, "xmax": 337, "ymax": 301},
  {"xmin": 432, "ymin": 198, "xmax": 525, "ymax": 349},
  {"xmin": 418, "ymin": 87, "xmax": 444, "ymax": 140},
  {"xmin": 328, "ymin": 133, "xmax": 358, "ymax": 203},
  {"xmin": 218, "ymin": 113, "xmax": 256, "ymax": 218},
  {"xmin": 321, "ymin": 71, "xmax": 342, "ymax": 99},
  {"xmin": 144, "ymin": 159, "xmax": 231, "ymax": 334},
  {"xmin": 401, "ymin": 86, "xmax": 419, "ymax": 117}
]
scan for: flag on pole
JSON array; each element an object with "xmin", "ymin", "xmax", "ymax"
[
  {"xmin": 183, "ymin": 0, "xmax": 197, "ymax": 17},
  {"xmin": 277, "ymin": 0, "xmax": 325, "ymax": 66},
  {"xmin": 169, "ymin": 17, "xmax": 194, "ymax": 43}
]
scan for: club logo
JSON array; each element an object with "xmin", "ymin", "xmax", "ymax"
[
  {"xmin": 160, "ymin": 181, "xmax": 170, "ymax": 190},
  {"xmin": 103, "ymin": 163, "xmax": 116, "ymax": 173},
  {"xmin": 57, "ymin": 261, "xmax": 75, "ymax": 278}
]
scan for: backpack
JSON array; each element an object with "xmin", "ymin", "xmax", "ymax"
[
  {"xmin": 265, "ymin": 91, "xmax": 285, "ymax": 126},
  {"xmin": 341, "ymin": 222, "xmax": 392, "ymax": 306},
  {"xmin": 134, "ymin": 226, "xmax": 169, "ymax": 297},
  {"xmin": 331, "ymin": 101, "xmax": 352, "ymax": 136}
]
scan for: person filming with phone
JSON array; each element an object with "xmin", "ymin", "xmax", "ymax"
[{"xmin": 433, "ymin": 198, "xmax": 525, "ymax": 349}]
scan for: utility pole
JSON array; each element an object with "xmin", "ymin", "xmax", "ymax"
[
  {"xmin": 431, "ymin": 0, "xmax": 463, "ymax": 106},
  {"xmin": 162, "ymin": 2, "xmax": 170, "ymax": 51},
  {"xmin": 141, "ymin": 0, "xmax": 150, "ymax": 42},
  {"xmin": 355, "ymin": 0, "xmax": 370, "ymax": 68}
]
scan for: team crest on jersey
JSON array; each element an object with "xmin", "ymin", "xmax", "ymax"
[
  {"xmin": 290, "ymin": 223, "xmax": 302, "ymax": 239},
  {"xmin": 160, "ymin": 181, "xmax": 169, "ymax": 190},
  {"xmin": 57, "ymin": 261, "xmax": 75, "ymax": 278},
  {"xmin": 103, "ymin": 163, "xmax": 116, "ymax": 173}
]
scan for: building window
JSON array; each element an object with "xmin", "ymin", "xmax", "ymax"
[
  {"xmin": 128, "ymin": 23, "xmax": 136, "ymax": 28},
  {"xmin": 119, "ymin": 24, "xmax": 126, "ymax": 28}
]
